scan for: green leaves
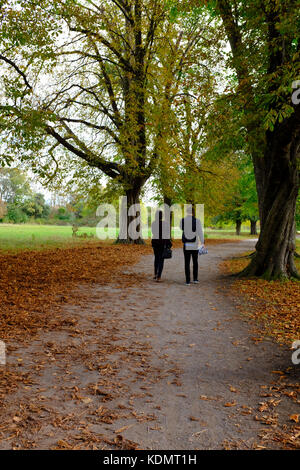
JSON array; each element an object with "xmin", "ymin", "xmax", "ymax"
[
  {"xmin": 169, "ymin": 5, "xmax": 178, "ymax": 22},
  {"xmin": 263, "ymin": 103, "xmax": 295, "ymax": 131}
]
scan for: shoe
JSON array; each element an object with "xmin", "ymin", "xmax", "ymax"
[
  {"xmin": 185, "ymin": 282, "xmax": 191, "ymax": 286},
  {"xmin": 153, "ymin": 276, "xmax": 157, "ymax": 280},
  {"xmin": 156, "ymin": 277, "xmax": 161, "ymax": 282},
  {"xmin": 193, "ymin": 280, "xmax": 199, "ymax": 284}
]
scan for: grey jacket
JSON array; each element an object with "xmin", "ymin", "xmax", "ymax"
[{"xmin": 180, "ymin": 216, "xmax": 204, "ymax": 247}]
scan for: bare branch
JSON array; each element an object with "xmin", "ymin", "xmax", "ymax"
[
  {"xmin": 110, "ymin": 0, "xmax": 134, "ymax": 25},
  {"xmin": 58, "ymin": 116, "xmax": 121, "ymax": 144},
  {"xmin": 70, "ymin": 28, "xmax": 134, "ymax": 72},
  {"xmin": 46, "ymin": 125, "xmax": 123, "ymax": 179},
  {"xmin": 0, "ymin": 54, "xmax": 32, "ymax": 90}
]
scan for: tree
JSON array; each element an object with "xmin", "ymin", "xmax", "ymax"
[
  {"xmin": 0, "ymin": 168, "xmax": 51, "ymax": 222},
  {"xmin": 0, "ymin": 199, "xmax": 7, "ymax": 220},
  {"xmin": 151, "ymin": 8, "xmax": 232, "ymax": 215},
  {"xmin": 0, "ymin": 168, "xmax": 33, "ymax": 223},
  {"xmin": 0, "ymin": 168, "xmax": 32, "ymax": 204},
  {"xmin": 208, "ymin": 0, "xmax": 300, "ymax": 279},
  {"xmin": 212, "ymin": 160, "xmax": 259, "ymax": 235},
  {"xmin": 22, "ymin": 193, "xmax": 50, "ymax": 219},
  {"xmin": 0, "ymin": 0, "xmax": 198, "ymax": 242},
  {"xmin": 237, "ymin": 158, "xmax": 259, "ymax": 235},
  {"xmin": 296, "ymin": 195, "xmax": 300, "ymax": 231}
]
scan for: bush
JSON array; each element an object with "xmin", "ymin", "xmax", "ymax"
[{"xmin": 6, "ymin": 205, "xmax": 28, "ymax": 223}]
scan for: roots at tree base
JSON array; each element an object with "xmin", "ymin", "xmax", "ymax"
[
  {"xmin": 237, "ymin": 252, "xmax": 300, "ymax": 281},
  {"xmin": 235, "ymin": 251, "xmax": 256, "ymax": 260}
]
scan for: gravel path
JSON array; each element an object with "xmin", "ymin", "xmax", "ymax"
[
  {"xmin": 1, "ymin": 240, "xmax": 298, "ymax": 450},
  {"xmin": 117, "ymin": 240, "xmax": 297, "ymax": 449}
]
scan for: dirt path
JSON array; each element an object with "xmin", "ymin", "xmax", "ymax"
[{"xmin": 0, "ymin": 241, "xmax": 298, "ymax": 450}]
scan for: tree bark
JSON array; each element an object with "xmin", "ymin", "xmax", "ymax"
[
  {"xmin": 250, "ymin": 220, "xmax": 257, "ymax": 235},
  {"xmin": 216, "ymin": 0, "xmax": 300, "ymax": 280},
  {"xmin": 117, "ymin": 182, "xmax": 144, "ymax": 244},
  {"xmin": 241, "ymin": 128, "xmax": 300, "ymax": 279},
  {"xmin": 236, "ymin": 219, "xmax": 242, "ymax": 236}
]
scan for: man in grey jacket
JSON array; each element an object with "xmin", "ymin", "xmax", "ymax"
[{"xmin": 180, "ymin": 206, "xmax": 205, "ymax": 285}]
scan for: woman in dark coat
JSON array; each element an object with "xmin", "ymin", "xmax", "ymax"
[{"xmin": 151, "ymin": 210, "xmax": 172, "ymax": 282}]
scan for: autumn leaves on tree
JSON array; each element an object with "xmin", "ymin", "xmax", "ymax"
[
  {"xmin": 214, "ymin": 0, "xmax": 300, "ymax": 279},
  {"xmin": 0, "ymin": 0, "xmax": 299, "ymax": 278}
]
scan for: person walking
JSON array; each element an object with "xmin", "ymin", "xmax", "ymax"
[
  {"xmin": 151, "ymin": 210, "xmax": 172, "ymax": 282},
  {"xmin": 180, "ymin": 206, "xmax": 205, "ymax": 285}
]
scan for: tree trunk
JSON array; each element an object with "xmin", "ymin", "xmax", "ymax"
[
  {"xmin": 117, "ymin": 183, "xmax": 144, "ymax": 244},
  {"xmin": 236, "ymin": 219, "xmax": 242, "ymax": 236},
  {"xmin": 242, "ymin": 129, "xmax": 299, "ymax": 279},
  {"xmin": 216, "ymin": 0, "xmax": 300, "ymax": 280},
  {"xmin": 250, "ymin": 220, "xmax": 257, "ymax": 235}
]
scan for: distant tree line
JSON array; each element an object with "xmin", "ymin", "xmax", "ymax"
[{"xmin": 0, "ymin": 168, "xmax": 115, "ymax": 226}]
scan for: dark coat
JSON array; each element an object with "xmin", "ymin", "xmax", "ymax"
[{"xmin": 151, "ymin": 220, "xmax": 172, "ymax": 248}]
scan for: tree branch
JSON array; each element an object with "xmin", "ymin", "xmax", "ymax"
[
  {"xmin": 46, "ymin": 125, "xmax": 123, "ymax": 179},
  {"xmin": 58, "ymin": 117, "xmax": 121, "ymax": 145},
  {"xmin": 0, "ymin": 54, "xmax": 32, "ymax": 90},
  {"xmin": 70, "ymin": 28, "xmax": 134, "ymax": 73},
  {"xmin": 110, "ymin": 0, "xmax": 134, "ymax": 25}
]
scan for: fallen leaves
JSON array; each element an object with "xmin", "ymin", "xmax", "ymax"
[
  {"xmin": 290, "ymin": 414, "xmax": 300, "ymax": 423},
  {"xmin": 114, "ymin": 424, "xmax": 133, "ymax": 434},
  {"xmin": 110, "ymin": 434, "xmax": 139, "ymax": 450},
  {"xmin": 189, "ymin": 416, "xmax": 200, "ymax": 421},
  {"xmin": 221, "ymin": 252, "xmax": 300, "ymax": 450},
  {"xmin": 0, "ymin": 241, "xmax": 165, "ymax": 449},
  {"xmin": 199, "ymin": 394, "xmax": 218, "ymax": 401},
  {"xmin": 0, "ymin": 242, "xmax": 151, "ymax": 342},
  {"xmin": 221, "ymin": 254, "xmax": 300, "ymax": 345}
]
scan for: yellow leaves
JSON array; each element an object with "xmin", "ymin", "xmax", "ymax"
[
  {"xmin": 258, "ymin": 402, "xmax": 269, "ymax": 412},
  {"xmin": 189, "ymin": 416, "xmax": 200, "ymax": 422},
  {"xmin": 199, "ymin": 395, "xmax": 213, "ymax": 401},
  {"xmin": 224, "ymin": 401, "xmax": 237, "ymax": 407},
  {"xmin": 114, "ymin": 424, "xmax": 133, "ymax": 434},
  {"xmin": 255, "ymin": 415, "xmax": 278, "ymax": 426},
  {"xmin": 55, "ymin": 439, "xmax": 74, "ymax": 450},
  {"xmin": 12, "ymin": 416, "xmax": 22, "ymax": 423},
  {"xmin": 81, "ymin": 397, "xmax": 92, "ymax": 405},
  {"xmin": 290, "ymin": 415, "xmax": 300, "ymax": 424}
]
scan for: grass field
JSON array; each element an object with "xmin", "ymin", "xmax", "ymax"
[
  {"xmin": 0, "ymin": 224, "xmax": 97, "ymax": 251},
  {"xmin": 0, "ymin": 223, "xmax": 260, "ymax": 252}
]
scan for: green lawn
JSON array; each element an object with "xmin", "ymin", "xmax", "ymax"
[
  {"xmin": 205, "ymin": 228, "xmax": 259, "ymax": 239},
  {"xmin": 0, "ymin": 223, "xmax": 260, "ymax": 252},
  {"xmin": 0, "ymin": 223, "xmax": 297, "ymax": 253},
  {"xmin": 0, "ymin": 224, "xmax": 100, "ymax": 251}
]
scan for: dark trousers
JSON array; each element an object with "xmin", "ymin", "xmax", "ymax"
[
  {"xmin": 153, "ymin": 246, "xmax": 165, "ymax": 278},
  {"xmin": 184, "ymin": 249, "xmax": 198, "ymax": 283}
]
